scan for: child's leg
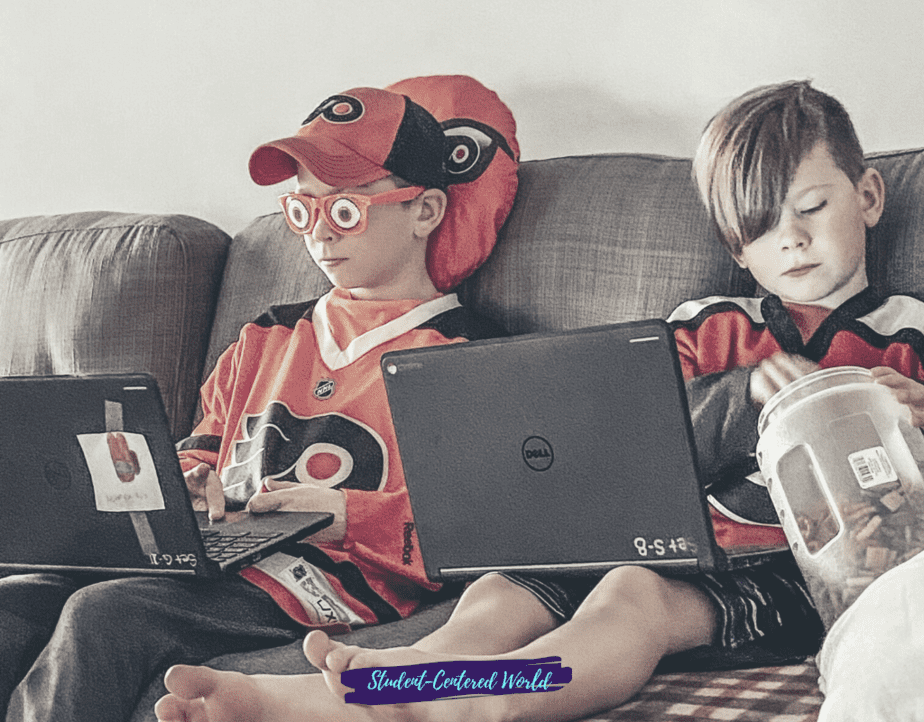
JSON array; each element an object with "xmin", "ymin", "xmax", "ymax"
[
  {"xmin": 0, "ymin": 574, "xmax": 79, "ymax": 718},
  {"xmin": 405, "ymin": 573, "xmax": 559, "ymax": 655},
  {"xmin": 305, "ymin": 573, "xmax": 559, "ymax": 697},
  {"xmin": 156, "ymin": 573, "xmax": 559, "ymax": 721},
  {"xmin": 158, "ymin": 566, "xmax": 718, "ymax": 722},
  {"xmin": 6, "ymin": 575, "xmax": 303, "ymax": 722},
  {"xmin": 311, "ymin": 565, "xmax": 718, "ymax": 720}
]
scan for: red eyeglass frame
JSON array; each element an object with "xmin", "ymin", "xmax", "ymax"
[{"xmin": 278, "ymin": 185, "xmax": 425, "ymax": 236}]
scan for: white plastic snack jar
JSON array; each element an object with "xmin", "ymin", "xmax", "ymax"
[{"xmin": 756, "ymin": 366, "xmax": 924, "ymax": 629}]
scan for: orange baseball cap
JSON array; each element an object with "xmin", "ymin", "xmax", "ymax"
[{"xmin": 249, "ymin": 86, "xmax": 446, "ymax": 189}]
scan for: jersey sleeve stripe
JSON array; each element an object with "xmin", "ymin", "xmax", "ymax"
[{"xmin": 667, "ymin": 297, "xmax": 766, "ymax": 327}]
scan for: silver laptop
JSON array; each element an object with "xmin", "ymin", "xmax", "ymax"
[
  {"xmin": 0, "ymin": 373, "xmax": 332, "ymax": 578},
  {"xmin": 381, "ymin": 319, "xmax": 787, "ymax": 582}
]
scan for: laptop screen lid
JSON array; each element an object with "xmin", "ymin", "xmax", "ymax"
[
  {"xmin": 0, "ymin": 374, "xmax": 331, "ymax": 578},
  {"xmin": 382, "ymin": 319, "xmax": 741, "ymax": 582}
]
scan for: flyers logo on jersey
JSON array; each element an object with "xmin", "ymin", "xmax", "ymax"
[{"xmin": 222, "ymin": 402, "xmax": 388, "ymax": 505}]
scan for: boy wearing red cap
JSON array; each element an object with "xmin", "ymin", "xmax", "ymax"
[
  {"xmin": 0, "ymin": 76, "xmax": 518, "ymax": 722},
  {"xmin": 178, "ymin": 79, "xmax": 518, "ymax": 631}
]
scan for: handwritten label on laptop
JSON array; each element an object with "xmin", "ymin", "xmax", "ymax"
[
  {"xmin": 633, "ymin": 536, "xmax": 698, "ymax": 558},
  {"xmin": 148, "ymin": 553, "xmax": 198, "ymax": 568},
  {"xmin": 77, "ymin": 432, "xmax": 166, "ymax": 512}
]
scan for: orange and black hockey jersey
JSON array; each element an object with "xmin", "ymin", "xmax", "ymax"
[
  {"xmin": 177, "ymin": 288, "xmax": 503, "ymax": 629},
  {"xmin": 669, "ymin": 289, "xmax": 924, "ymax": 549}
]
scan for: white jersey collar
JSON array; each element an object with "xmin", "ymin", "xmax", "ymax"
[{"xmin": 313, "ymin": 292, "xmax": 461, "ymax": 370}]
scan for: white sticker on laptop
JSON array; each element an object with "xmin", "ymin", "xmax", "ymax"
[{"xmin": 77, "ymin": 432, "xmax": 166, "ymax": 512}]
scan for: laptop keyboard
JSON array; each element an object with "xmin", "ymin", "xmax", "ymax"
[{"xmin": 200, "ymin": 528, "xmax": 284, "ymax": 562}]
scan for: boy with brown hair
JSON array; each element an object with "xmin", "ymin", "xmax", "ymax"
[{"xmin": 156, "ymin": 80, "xmax": 924, "ymax": 722}]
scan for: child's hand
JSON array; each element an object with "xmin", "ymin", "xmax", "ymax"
[
  {"xmin": 183, "ymin": 463, "xmax": 226, "ymax": 521},
  {"xmin": 750, "ymin": 352, "xmax": 820, "ymax": 408},
  {"xmin": 870, "ymin": 367, "xmax": 924, "ymax": 428},
  {"xmin": 247, "ymin": 479, "xmax": 347, "ymax": 541}
]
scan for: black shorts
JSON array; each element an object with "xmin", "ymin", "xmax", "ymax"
[{"xmin": 499, "ymin": 556, "xmax": 825, "ymax": 671}]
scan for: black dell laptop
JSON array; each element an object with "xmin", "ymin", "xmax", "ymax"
[
  {"xmin": 381, "ymin": 319, "xmax": 787, "ymax": 582},
  {"xmin": 0, "ymin": 373, "xmax": 332, "ymax": 578}
]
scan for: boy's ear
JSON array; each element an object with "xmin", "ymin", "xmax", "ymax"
[
  {"xmin": 858, "ymin": 167, "xmax": 886, "ymax": 228},
  {"xmin": 412, "ymin": 188, "xmax": 448, "ymax": 239}
]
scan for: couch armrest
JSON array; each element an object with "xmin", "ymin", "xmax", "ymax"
[{"xmin": 0, "ymin": 211, "xmax": 230, "ymax": 438}]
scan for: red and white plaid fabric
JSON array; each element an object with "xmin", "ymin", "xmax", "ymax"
[{"xmin": 583, "ymin": 661, "xmax": 822, "ymax": 721}]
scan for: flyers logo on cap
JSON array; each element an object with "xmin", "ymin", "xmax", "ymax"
[{"xmin": 302, "ymin": 94, "xmax": 365, "ymax": 126}]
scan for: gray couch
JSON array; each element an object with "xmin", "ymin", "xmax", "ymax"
[{"xmin": 3, "ymin": 147, "xmax": 924, "ymax": 721}]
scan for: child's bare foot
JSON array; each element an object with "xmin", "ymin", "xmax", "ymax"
[
  {"xmin": 155, "ymin": 664, "xmax": 331, "ymax": 722},
  {"xmin": 303, "ymin": 629, "xmax": 360, "ymax": 698},
  {"xmin": 155, "ymin": 661, "xmax": 504, "ymax": 722}
]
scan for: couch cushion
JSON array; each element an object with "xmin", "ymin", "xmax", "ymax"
[
  {"xmin": 459, "ymin": 154, "xmax": 756, "ymax": 334},
  {"xmin": 460, "ymin": 149, "xmax": 924, "ymax": 334},
  {"xmin": 0, "ymin": 211, "xmax": 230, "ymax": 438},
  {"xmin": 866, "ymin": 148, "xmax": 924, "ymax": 300}
]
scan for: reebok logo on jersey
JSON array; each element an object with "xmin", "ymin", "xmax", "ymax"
[{"xmin": 402, "ymin": 522, "xmax": 415, "ymax": 565}]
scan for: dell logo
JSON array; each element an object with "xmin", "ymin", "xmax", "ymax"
[{"xmin": 522, "ymin": 436, "xmax": 554, "ymax": 471}]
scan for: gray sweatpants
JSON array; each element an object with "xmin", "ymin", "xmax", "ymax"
[{"xmin": 0, "ymin": 572, "xmax": 305, "ymax": 722}]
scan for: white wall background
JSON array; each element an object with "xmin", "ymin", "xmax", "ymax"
[{"xmin": 3, "ymin": 0, "xmax": 922, "ymax": 236}]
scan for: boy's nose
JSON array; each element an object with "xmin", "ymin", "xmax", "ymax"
[
  {"xmin": 309, "ymin": 216, "xmax": 339, "ymax": 244},
  {"xmin": 778, "ymin": 219, "xmax": 810, "ymax": 251}
]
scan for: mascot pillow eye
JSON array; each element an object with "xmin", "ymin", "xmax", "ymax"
[{"xmin": 443, "ymin": 120, "xmax": 516, "ymax": 184}]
